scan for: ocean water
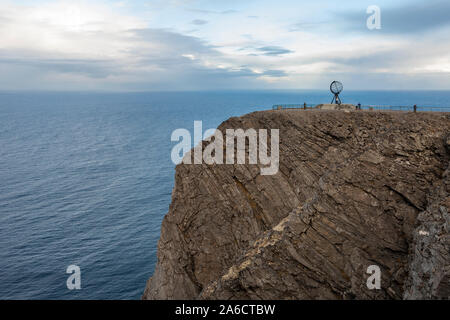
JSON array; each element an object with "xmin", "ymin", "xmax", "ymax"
[{"xmin": 0, "ymin": 90, "xmax": 449, "ymax": 300}]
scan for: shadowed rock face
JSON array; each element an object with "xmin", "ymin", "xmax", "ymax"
[{"xmin": 143, "ymin": 110, "xmax": 450, "ymax": 300}]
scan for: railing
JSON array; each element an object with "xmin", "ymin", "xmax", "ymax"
[
  {"xmin": 359, "ymin": 105, "xmax": 450, "ymax": 112},
  {"xmin": 272, "ymin": 104, "xmax": 450, "ymax": 112},
  {"xmin": 272, "ymin": 104, "xmax": 316, "ymax": 110}
]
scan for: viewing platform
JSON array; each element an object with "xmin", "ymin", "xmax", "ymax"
[{"xmin": 272, "ymin": 103, "xmax": 450, "ymax": 112}]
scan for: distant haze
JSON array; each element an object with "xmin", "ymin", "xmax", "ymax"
[{"xmin": 0, "ymin": 0, "xmax": 449, "ymax": 91}]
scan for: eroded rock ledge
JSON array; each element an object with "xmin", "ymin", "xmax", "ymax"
[{"xmin": 143, "ymin": 110, "xmax": 450, "ymax": 300}]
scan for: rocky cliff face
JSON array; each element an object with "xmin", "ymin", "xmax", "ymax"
[{"xmin": 143, "ymin": 110, "xmax": 450, "ymax": 300}]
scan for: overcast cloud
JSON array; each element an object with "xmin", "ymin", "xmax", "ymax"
[{"xmin": 0, "ymin": 0, "xmax": 449, "ymax": 91}]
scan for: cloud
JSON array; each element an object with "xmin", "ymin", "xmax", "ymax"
[
  {"xmin": 0, "ymin": 1, "xmax": 287, "ymax": 91},
  {"xmin": 187, "ymin": 8, "xmax": 237, "ymax": 15},
  {"xmin": 191, "ymin": 19, "xmax": 208, "ymax": 25},
  {"xmin": 0, "ymin": 0, "xmax": 449, "ymax": 91},
  {"xmin": 0, "ymin": 55, "xmax": 116, "ymax": 78},
  {"xmin": 260, "ymin": 69, "xmax": 287, "ymax": 77},
  {"xmin": 221, "ymin": 9, "xmax": 238, "ymax": 14},
  {"xmin": 256, "ymin": 46, "xmax": 294, "ymax": 56},
  {"xmin": 288, "ymin": 21, "xmax": 329, "ymax": 32}
]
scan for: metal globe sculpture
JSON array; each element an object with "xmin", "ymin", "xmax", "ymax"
[{"xmin": 330, "ymin": 81, "xmax": 343, "ymax": 105}]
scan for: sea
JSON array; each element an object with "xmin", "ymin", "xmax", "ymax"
[{"xmin": 1, "ymin": 90, "xmax": 449, "ymax": 299}]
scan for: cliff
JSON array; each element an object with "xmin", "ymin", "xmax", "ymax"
[{"xmin": 143, "ymin": 109, "xmax": 450, "ymax": 300}]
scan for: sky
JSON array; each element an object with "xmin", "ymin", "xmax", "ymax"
[{"xmin": 0, "ymin": 0, "xmax": 449, "ymax": 91}]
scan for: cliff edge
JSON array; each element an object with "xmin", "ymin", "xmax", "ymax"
[{"xmin": 143, "ymin": 109, "xmax": 450, "ymax": 300}]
